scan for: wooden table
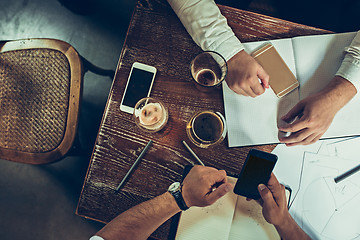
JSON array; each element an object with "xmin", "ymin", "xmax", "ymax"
[{"xmin": 76, "ymin": 0, "xmax": 330, "ymax": 239}]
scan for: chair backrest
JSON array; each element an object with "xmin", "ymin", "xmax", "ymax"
[{"xmin": 0, "ymin": 39, "xmax": 83, "ymax": 164}]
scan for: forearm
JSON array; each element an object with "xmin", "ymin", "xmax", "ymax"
[
  {"xmin": 96, "ymin": 192, "xmax": 180, "ymax": 240},
  {"xmin": 275, "ymin": 214, "xmax": 311, "ymax": 240},
  {"xmin": 318, "ymin": 75, "xmax": 357, "ymax": 112},
  {"xmin": 167, "ymin": 0, "xmax": 243, "ymax": 61}
]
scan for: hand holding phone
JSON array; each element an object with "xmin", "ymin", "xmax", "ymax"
[
  {"xmin": 120, "ymin": 62, "xmax": 157, "ymax": 114},
  {"xmin": 234, "ymin": 149, "xmax": 278, "ymax": 199},
  {"xmin": 252, "ymin": 43, "xmax": 299, "ymax": 98}
]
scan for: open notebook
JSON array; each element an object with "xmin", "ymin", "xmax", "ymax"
[
  {"xmin": 175, "ymin": 177, "xmax": 287, "ymax": 240},
  {"xmin": 223, "ymin": 32, "xmax": 359, "ymax": 147}
]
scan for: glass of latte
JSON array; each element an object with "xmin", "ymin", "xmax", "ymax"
[{"xmin": 133, "ymin": 97, "xmax": 168, "ymax": 132}]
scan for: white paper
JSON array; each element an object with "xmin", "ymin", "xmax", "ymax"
[
  {"xmin": 223, "ymin": 32, "xmax": 360, "ymax": 147},
  {"xmin": 292, "ymin": 152, "xmax": 360, "ymax": 240},
  {"xmin": 272, "ymin": 138, "xmax": 360, "ymax": 240},
  {"xmin": 229, "ymin": 197, "xmax": 280, "ymax": 240},
  {"xmin": 223, "ymin": 38, "xmax": 298, "ymax": 147},
  {"xmin": 176, "ymin": 178, "xmax": 238, "ymax": 240},
  {"xmin": 176, "ymin": 177, "xmax": 280, "ymax": 240}
]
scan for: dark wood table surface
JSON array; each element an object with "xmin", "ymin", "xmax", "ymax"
[{"xmin": 76, "ymin": 0, "xmax": 330, "ymax": 239}]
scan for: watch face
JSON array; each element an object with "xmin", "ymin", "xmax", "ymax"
[{"xmin": 168, "ymin": 182, "xmax": 181, "ymax": 192}]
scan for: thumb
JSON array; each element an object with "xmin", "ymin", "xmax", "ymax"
[
  {"xmin": 257, "ymin": 67, "xmax": 270, "ymax": 88},
  {"xmin": 258, "ymin": 184, "xmax": 277, "ymax": 209},
  {"xmin": 281, "ymin": 102, "xmax": 304, "ymax": 123},
  {"xmin": 206, "ymin": 183, "xmax": 232, "ymax": 204}
]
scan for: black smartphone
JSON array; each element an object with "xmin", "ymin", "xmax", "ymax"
[{"xmin": 234, "ymin": 149, "xmax": 278, "ymax": 199}]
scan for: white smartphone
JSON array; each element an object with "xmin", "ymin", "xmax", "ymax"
[{"xmin": 120, "ymin": 62, "xmax": 157, "ymax": 114}]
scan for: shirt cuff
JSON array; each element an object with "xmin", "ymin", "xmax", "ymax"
[
  {"xmin": 210, "ymin": 34, "xmax": 245, "ymax": 61},
  {"xmin": 336, "ymin": 57, "xmax": 360, "ymax": 94},
  {"xmin": 89, "ymin": 236, "xmax": 104, "ymax": 240}
]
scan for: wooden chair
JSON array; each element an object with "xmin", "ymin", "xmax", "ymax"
[{"xmin": 0, "ymin": 38, "xmax": 112, "ymax": 164}]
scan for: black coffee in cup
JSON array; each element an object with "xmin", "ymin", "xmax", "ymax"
[{"xmin": 192, "ymin": 112, "xmax": 223, "ymax": 143}]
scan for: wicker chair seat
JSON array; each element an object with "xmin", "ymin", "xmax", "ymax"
[{"xmin": 0, "ymin": 39, "xmax": 82, "ymax": 164}]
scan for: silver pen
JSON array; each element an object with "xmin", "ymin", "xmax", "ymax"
[{"xmin": 182, "ymin": 140, "xmax": 205, "ymax": 166}]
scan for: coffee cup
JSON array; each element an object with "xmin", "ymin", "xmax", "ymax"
[
  {"xmin": 190, "ymin": 51, "xmax": 227, "ymax": 92},
  {"xmin": 186, "ymin": 110, "xmax": 227, "ymax": 148}
]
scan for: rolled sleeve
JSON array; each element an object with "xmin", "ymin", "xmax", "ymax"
[
  {"xmin": 336, "ymin": 31, "xmax": 360, "ymax": 93},
  {"xmin": 168, "ymin": 0, "xmax": 244, "ymax": 61}
]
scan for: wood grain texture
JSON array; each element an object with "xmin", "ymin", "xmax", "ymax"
[{"xmin": 76, "ymin": 0, "xmax": 330, "ymax": 239}]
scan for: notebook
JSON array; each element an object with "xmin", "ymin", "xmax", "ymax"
[
  {"xmin": 223, "ymin": 32, "xmax": 359, "ymax": 147},
  {"xmin": 175, "ymin": 177, "xmax": 289, "ymax": 240}
]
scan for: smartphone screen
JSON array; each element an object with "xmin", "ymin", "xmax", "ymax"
[
  {"xmin": 120, "ymin": 62, "xmax": 156, "ymax": 114},
  {"xmin": 234, "ymin": 149, "xmax": 277, "ymax": 199}
]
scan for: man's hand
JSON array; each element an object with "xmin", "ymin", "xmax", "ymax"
[
  {"xmin": 226, "ymin": 50, "xmax": 269, "ymax": 97},
  {"xmin": 258, "ymin": 173, "xmax": 290, "ymax": 226},
  {"xmin": 181, "ymin": 165, "xmax": 233, "ymax": 207},
  {"xmin": 278, "ymin": 76, "xmax": 357, "ymax": 146},
  {"xmin": 258, "ymin": 173, "xmax": 312, "ymax": 240}
]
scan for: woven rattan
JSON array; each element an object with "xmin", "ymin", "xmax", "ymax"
[{"xmin": 0, "ymin": 48, "xmax": 70, "ymax": 153}]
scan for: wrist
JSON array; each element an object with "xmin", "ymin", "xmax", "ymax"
[
  {"xmin": 274, "ymin": 212, "xmax": 293, "ymax": 230},
  {"xmin": 168, "ymin": 182, "xmax": 189, "ymax": 211},
  {"xmin": 163, "ymin": 192, "xmax": 182, "ymax": 213}
]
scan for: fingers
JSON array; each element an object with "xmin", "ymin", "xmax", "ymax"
[
  {"xmin": 235, "ymin": 88, "xmax": 248, "ymax": 96},
  {"xmin": 206, "ymin": 182, "xmax": 233, "ymax": 205},
  {"xmin": 257, "ymin": 67, "xmax": 270, "ymax": 89},
  {"xmin": 258, "ymin": 184, "xmax": 278, "ymax": 209},
  {"xmin": 281, "ymin": 129, "xmax": 325, "ymax": 146},
  {"xmin": 280, "ymin": 102, "xmax": 304, "ymax": 125},
  {"xmin": 250, "ymin": 84, "xmax": 265, "ymax": 96},
  {"xmin": 226, "ymin": 51, "xmax": 269, "ymax": 97},
  {"xmin": 266, "ymin": 173, "xmax": 285, "ymax": 206},
  {"xmin": 210, "ymin": 169, "xmax": 228, "ymax": 185},
  {"xmin": 182, "ymin": 166, "xmax": 233, "ymax": 207}
]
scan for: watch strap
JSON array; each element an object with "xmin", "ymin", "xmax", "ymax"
[{"xmin": 172, "ymin": 189, "xmax": 189, "ymax": 211}]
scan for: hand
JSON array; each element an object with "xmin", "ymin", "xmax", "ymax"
[
  {"xmin": 278, "ymin": 76, "xmax": 357, "ymax": 146},
  {"xmin": 259, "ymin": 174, "xmax": 312, "ymax": 240},
  {"xmin": 258, "ymin": 173, "xmax": 290, "ymax": 227},
  {"xmin": 226, "ymin": 50, "xmax": 269, "ymax": 97},
  {"xmin": 278, "ymin": 91, "xmax": 337, "ymax": 146},
  {"xmin": 181, "ymin": 165, "xmax": 233, "ymax": 207}
]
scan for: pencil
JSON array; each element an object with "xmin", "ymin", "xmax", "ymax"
[
  {"xmin": 116, "ymin": 140, "xmax": 153, "ymax": 192},
  {"xmin": 182, "ymin": 140, "xmax": 205, "ymax": 166},
  {"xmin": 334, "ymin": 163, "xmax": 360, "ymax": 183}
]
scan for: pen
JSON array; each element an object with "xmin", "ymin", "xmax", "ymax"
[
  {"xmin": 334, "ymin": 163, "xmax": 360, "ymax": 183},
  {"xmin": 116, "ymin": 140, "xmax": 153, "ymax": 192},
  {"xmin": 182, "ymin": 140, "xmax": 205, "ymax": 166}
]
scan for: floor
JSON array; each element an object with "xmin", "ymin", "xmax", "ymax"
[{"xmin": 0, "ymin": 0, "xmax": 136, "ymax": 239}]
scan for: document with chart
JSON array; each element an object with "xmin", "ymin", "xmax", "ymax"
[
  {"xmin": 272, "ymin": 137, "xmax": 360, "ymax": 240},
  {"xmin": 223, "ymin": 32, "xmax": 360, "ymax": 147}
]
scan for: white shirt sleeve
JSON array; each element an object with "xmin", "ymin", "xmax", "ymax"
[
  {"xmin": 89, "ymin": 236, "xmax": 104, "ymax": 240},
  {"xmin": 167, "ymin": 0, "xmax": 244, "ymax": 61},
  {"xmin": 336, "ymin": 30, "xmax": 360, "ymax": 93}
]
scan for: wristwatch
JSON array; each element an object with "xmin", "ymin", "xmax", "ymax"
[{"xmin": 168, "ymin": 182, "xmax": 189, "ymax": 211}]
